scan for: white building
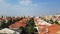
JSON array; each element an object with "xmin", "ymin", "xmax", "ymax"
[{"xmin": 0, "ymin": 28, "xmax": 19, "ymax": 34}]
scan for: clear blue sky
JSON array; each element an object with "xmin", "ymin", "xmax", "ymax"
[{"xmin": 0, "ymin": 0, "xmax": 60, "ymax": 16}]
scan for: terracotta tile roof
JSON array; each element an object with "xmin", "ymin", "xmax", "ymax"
[
  {"xmin": 9, "ymin": 22, "xmax": 26, "ymax": 28},
  {"xmin": 9, "ymin": 18, "xmax": 28, "ymax": 29},
  {"xmin": 37, "ymin": 24, "xmax": 60, "ymax": 34}
]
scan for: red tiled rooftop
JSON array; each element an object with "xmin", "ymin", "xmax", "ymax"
[
  {"xmin": 9, "ymin": 18, "xmax": 28, "ymax": 29},
  {"xmin": 9, "ymin": 22, "xmax": 26, "ymax": 28},
  {"xmin": 34, "ymin": 17, "xmax": 60, "ymax": 34},
  {"xmin": 37, "ymin": 24, "xmax": 60, "ymax": 34}
]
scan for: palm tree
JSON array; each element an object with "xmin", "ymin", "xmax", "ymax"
[{"xmin": 26, "ymin": 17, "xmax": 35, "ymax": 34}]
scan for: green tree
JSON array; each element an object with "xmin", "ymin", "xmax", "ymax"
[
  {"xmin": 26, "ymin": 17, "xmax": 35, "ymax": 34},
  {"xmin": 19, "ymin": 26, "xmax": 24, "ymax": 30}
]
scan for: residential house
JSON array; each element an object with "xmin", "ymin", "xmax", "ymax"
[
  {"xmin": 9, "ymin": 18, "xmax": 29, "ymax": 29},
  {"xmin": 0, "ymin": 28, "xmax": 19, "ymax": 34}
]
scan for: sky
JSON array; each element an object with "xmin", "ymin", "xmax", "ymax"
[{"xmin": 0, "ymin": 0, "xmax": 60, "ymax": 16}]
